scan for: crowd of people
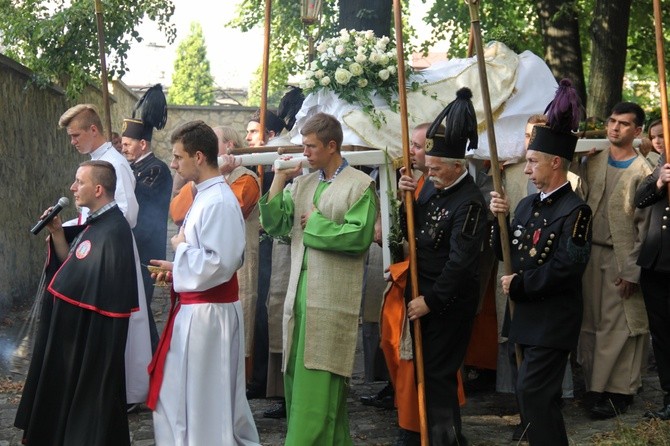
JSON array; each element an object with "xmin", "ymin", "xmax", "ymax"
[{"xmin": 12, "ymin": 78, "xmax": 670, "ymax": 446}]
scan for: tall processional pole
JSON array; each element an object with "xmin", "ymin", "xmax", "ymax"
[{"xmin": 392, "ymin": 1, "xmax": 429, "ymax": 443}]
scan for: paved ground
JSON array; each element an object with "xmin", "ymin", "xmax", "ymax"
[{"xmin": 0, "ymin": 283, "xmax": 667, "ymax": 445}]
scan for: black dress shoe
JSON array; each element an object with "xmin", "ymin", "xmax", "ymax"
[
  {"xmin": 263, "ymin": 400, "xmax": 286, "ymax": 419},
  {"xmin": 644, "ymin": 404, "xmax": 670, "ymax": 421},
  {"xmin": 511, "ymin": 423, "xmax": 528, "ymax": 441},
  {"xmin": 395, "ymin": 428, "xmax": 421, "ymax": 446},
  {"xmin": 589, "ymin": 393, "xmax": 632, "ymax": 419},
  {"xmin": 360, "ymin": 382, "xmax": 395, "ymax": 409}
]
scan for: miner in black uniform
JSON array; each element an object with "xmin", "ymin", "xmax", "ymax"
[
  {"xmin": 636, "ymin": 153, "xmax": 670, "ymax": 420},
  {"xmin": 398, "ymin": 88, "xmax": 486, "ymax": 446},
  {"xmin": 121, "ymin": 84, "xmax": 171, "ymax": 352},
  {"xmin": 489, "ymin": 80, "xmax": 592, "ymax": 446}
]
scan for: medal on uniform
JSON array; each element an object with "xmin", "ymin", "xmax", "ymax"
[{"xmin": 529, "ymin": 228, "xmax": 541, "ymax": 257}]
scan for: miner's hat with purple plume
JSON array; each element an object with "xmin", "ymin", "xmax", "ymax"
[
  {"xmin": 425, "ymin": 87, "xmax": 478, "ymax": 159},
  {"xmin": 528, "ymin": 79, "xmax": 583, "ymax": 160},
  {"xmin": 122, "ymin": 84, "xmax": 168, "ymax": 141}
]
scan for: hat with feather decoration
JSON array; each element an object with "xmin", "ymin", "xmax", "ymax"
[
  {"xmin": 122, "ymin": 84, "xmax": 168, "ymax": 142},
  {"xmin": 527, "ymin": 78, "xmax": 583, "ymax": 160},
  {"xmin": 425, "ymin": 87, "xmax": 478, "ymax": 159}
]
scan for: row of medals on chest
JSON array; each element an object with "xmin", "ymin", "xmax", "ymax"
[{"xmin": 512, "ymin": 214, "xmax": 555, "ymax": 260}]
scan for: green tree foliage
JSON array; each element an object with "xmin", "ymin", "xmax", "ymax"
[
  {"xmin": 0, "ymin": 0, "xmax": 175, "ymax": 98},
  {"xmin": 228, "ymin": 0, "xmax": 340, "ymax": 106},
  {"xmin": 421, "ymin": 0, "xmax": 670, "ymax": 118},
  {"xmin": 168, "ymin": 22, "xmax": 215, "ymax": 106}
]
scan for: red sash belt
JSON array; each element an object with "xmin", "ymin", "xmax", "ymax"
[{"xmin": 146, "ymin": 274, "xmax": 239, "ymax": 409}]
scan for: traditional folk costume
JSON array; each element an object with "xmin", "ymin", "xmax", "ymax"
[
  {"xmin": 259, "ymin": 161, "xmax": 376, "ymax": 445},
  {"xmin": 266, "ymin": 238, "xmax": 291, "ymax": 397},
  {"xmin": 491, "ymin": 80, "xmax": 593, "ymax": 446},
  {"xmin": 404, "ymin": 88, "xmax": 487, "ymax": 446},
  {"xmin": 130, "ymin": 152, "xmax": 172, "ymax": 349},
  {"xmin": 15, "ymin": 205, "xmax": 138, "ymax": 446},
  {"xmin": 636, "ymin": 153, "xmax": 670, "ymax": 416},
  {"xmin": 149, "ymin": 176, "xmax": 259, "ymax": 445},
  {"xmin": 226, "ymin": 166, "xmax": 261, "ymax": 360},
  {"xmin": 495, "ymin": 162, "xmax": 582, "ymax": 394},
  {"xmin": 578, "ymin": 148, "xmax": 651, "ymax": 400},
  {"xmin": 122, "ymin": 91, "xmax": 172, "ymax": 352}
]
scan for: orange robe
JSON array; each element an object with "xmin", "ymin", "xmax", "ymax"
[{"xmin": 169, "ymin": 176, "xmax": 260, "ymax": 223}]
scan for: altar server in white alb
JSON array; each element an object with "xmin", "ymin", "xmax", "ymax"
[{"xmin": 147, "ymin": 121, "xmax": 259, "ymax": 445}]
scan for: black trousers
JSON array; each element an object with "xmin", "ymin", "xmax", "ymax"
[
  {"xmin": 516, "ymin": 345, "xmax": 569, "ymax": 446},
  {"xmin": 414, "ymin": 299, "xmax": 477, "ymax": 446},
  {"xmin": 641, "ymin": 268, "xmax": 670, "ymax": 403}
]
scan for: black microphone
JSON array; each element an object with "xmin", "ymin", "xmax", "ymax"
[{"xmin": 30, "ymin": 197, "xmax": 70, "ymax": 235}]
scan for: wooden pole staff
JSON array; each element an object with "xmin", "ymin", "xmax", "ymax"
[
  {"xmin": 392, "ymin": 0, "xmax": 428, "ymax": 443},
  {"xmin": 257, "ymin": 0, "xmax": 273, "ymax": 190},
  {"xmin": 653, "ymin": 0, "xmax": 670, "ymax": 200},
  {"xmin": 464, "ymin": 1, "xmax": 520, "ymax": 367},
  {"xmin": 94, "ymin": 0, "xmax": 112, "ymax": 140}
]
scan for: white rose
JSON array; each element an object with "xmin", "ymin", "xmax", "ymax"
[
  {"xmin": 357, "ymin": 78, "xmax": 368, "ymax": 88},
  {"xmin": 314, "ymin": 69, "xmax": 324, "ymax": 79},
  {"xmin": 310, "ymin": 60, "xmax": 319, "ymax": 70},
  {"xmin": 349, "ymin": 63, "xmax": 364, "ymax": 76},
  {"xmin": 355, "ymin": 37, "xmax": 365, "ymax": 46},
  {"xmin": 378, "ymin": 69, "xmax": 390, "ymax": 81},
  {"xmin": 339, "ymin": 34, "xmax": 350, "ymax": 43},
  {"xmin": 369, "ymin": 52, "xmax": 380, "ymax": 64},
  {"xmin": 334, "ymin": 67, "xmax": 353, "ymax": 85},
  {"xmin": 354, "ymin": 53, "xmax": 367, "ymax": 63},
  {"xmin": 305, "ymin": 79, "xmax": 316, "ymax": 89},
  {"xmin": 320, "ymin": 76, "xmax": 331, "ymax": 86},
  {"xmin": 317, "ymin": 42, "xmax": 328, "ymax": 53},
  {"xmin": 379, "ymin": 54, "xmax": 389, "ymax": 65},
  {"xmin": 365, "ymin": 30, "xmax": 375, "ymax": 39},
  {"xmin": 304, "ymin": 70, "xmax": 314, "ymax": 79},
  {"xmin": 387, "ymin": 66, "xmax": 397, "ymax": 75},
  {"xmin": 335, "ymin": 45, "xmax": 345, "ymax": 56}
]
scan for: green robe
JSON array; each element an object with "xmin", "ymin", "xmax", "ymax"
[{"xmin": 260, "ymin": 181, "xmax": 376, "ymax": 446}]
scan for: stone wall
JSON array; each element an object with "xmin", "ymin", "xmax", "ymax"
[{"xmin": 0, "ymin": 53, "xmax": 257, "ymax": 310}]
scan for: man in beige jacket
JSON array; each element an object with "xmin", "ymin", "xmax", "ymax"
[{"xmin": 577, "ymin": 101, "xmax": 652, "ymax": 419}]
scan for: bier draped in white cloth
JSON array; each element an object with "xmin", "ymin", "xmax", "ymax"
[{"xmin": 290, "ymin": 41, "xmax": 558, "ymax": 162}]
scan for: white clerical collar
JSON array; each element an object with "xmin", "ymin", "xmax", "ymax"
[
  {"xmin": 90, "ymin": 141, "xmax": 113, "ymax": 160},
  {"xmin": 540, "ymin": 181, "xmax": 569, "ymax": 201}
]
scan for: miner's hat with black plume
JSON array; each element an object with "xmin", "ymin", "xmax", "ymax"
[
  {"xmin": 425, "ymin": 87, "xmax": 478, "ymax": 159},
  {"xmin": 528, "ymin": 78, "xmax": 583, "ymax": 160},
  {"xmin": 122, "ymin": 84, "xmax": 168, "ymax": 141},
  {"xmin": 277, "ymin": 86, "xmax": 305, "ymax": 131}
]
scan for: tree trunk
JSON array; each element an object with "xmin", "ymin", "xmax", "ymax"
[
  {"xmin": 338, "ymin": 0, "xmax": 392, "ymax": 37},
  {"xmin": 586, "ymin": 0, "xmax": 633, "ymax": 121},
  {"xmin": 535, "ymin": 1, "xmax": 586, "ymax": 107}
]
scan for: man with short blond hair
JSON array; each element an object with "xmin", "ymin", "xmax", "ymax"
[{"xmin": 260, "ymin": 112, "xmax": 377, "ymax": 443}]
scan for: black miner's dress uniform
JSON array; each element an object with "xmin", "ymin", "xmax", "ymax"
[
  {"xmin": 407, "ymin": 175, "xmax": 486, "ymax": 446},
  {"xmin": 635, "ymin": 153, "xmax": 670, "ymax": 414},
  {"xmin": 406, "ymin": 87, "xmax": 487, "ymax": 446},
  {"xmin": 491, "ymin": 183, "xmax": 592, "ymax": 445}
]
